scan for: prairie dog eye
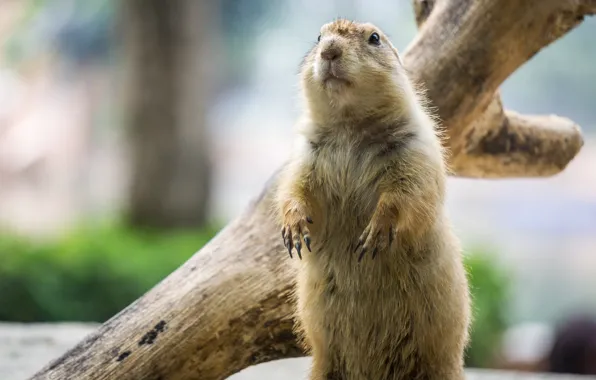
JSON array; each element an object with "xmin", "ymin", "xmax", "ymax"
[
  {"xmin": 368, "ymin": 32, "xmax": 381, "ymax": 46},
  {"xmin": 317, "ymin": 35, "xmax": 321, "ymax": 42}
]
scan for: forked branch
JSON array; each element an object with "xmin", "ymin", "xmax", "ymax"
[{"xmin": 408, "ymin": 0, "xmax": 593, "ymax": 177}]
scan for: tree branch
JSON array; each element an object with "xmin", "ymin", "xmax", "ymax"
[
  {"xmin": 450, "ymin": 96, "xmax": 584, "ymax": 177},
  {"xmin": 29, "ymin": 1, "xmax": 594, "ymax": 379},
  {"xmin": 31, "ymin": 189, "xmax": 300, "ymax": 380},
  {"xmin": 409, "ymin": 0, "xmax": 592, "ymax": 177}
]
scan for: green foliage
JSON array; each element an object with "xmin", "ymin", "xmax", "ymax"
[
  {"xmin": 0, "ymin": 223, "xmax": 219, "ymax": 322},
  {"xmin": 464, "ymin": 250, "xmax": 511, "ymax": 368}
]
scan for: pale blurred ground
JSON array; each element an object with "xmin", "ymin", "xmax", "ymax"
[{"xmin": 0, "ymin": 323, "xmax": 592, "ymax": 380}]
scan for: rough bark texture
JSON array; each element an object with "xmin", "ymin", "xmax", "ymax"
[
  {"xmin": 123, "ymin": 0, "xmax": 216, "ymax": 229},
  {"xmin": 30, "ymin": 0, "xmax": 594, "ymax": 379}
]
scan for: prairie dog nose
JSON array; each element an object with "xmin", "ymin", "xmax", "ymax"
[{"xmin": 321, "ymin": 44, "xmax": 342, "ymax": 61}]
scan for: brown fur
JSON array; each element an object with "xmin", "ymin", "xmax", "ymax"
[{"xmin": 275, "ymin": 19, "xmax": 471, "ymax": 380}]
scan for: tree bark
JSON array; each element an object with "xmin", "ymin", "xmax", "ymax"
[
  {"xmin": 122, "ymin": 0, "xmax": 217, "ymax": 229},
  {"xmin": 30, "ymin": 0, "xmax": 594, "ymax": 379}
]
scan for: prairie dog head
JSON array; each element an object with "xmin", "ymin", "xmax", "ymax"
[{"xmin": 300, "ymin": 19, "xmax": 409, "ymax": 121}]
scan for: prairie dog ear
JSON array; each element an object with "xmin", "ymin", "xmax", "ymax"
[{"xmin": 393, "ymin": 47, "xmax": 403, "ymax": 65}]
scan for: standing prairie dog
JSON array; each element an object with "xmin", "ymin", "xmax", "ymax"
[{"xmin": 276, "ymin": 19, "xmax": 471, "ymax": 380}]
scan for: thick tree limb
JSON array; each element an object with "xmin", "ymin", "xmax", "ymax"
[
  {"xmin": 30, "ymin": 1, "xmax": 593, "ymax": 379},
  {"xmin": 450, "ymin": 96, "xmax": 584, "ymax": 177},
  {"xmin": 408, "ymin": 0, "xmax": 592, "ymax": 177},
  {"xmin": 30, "ymin": 188, "xmax": 299, "ymax": 380}
]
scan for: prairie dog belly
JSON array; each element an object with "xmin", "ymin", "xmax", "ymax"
[{"xmin": 296, "ymin": 218, "xmax": 468, "ymax": 378}]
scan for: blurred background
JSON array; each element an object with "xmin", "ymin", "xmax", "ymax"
[{"xmin": 1, "ymin": 0, "xmax": 595, "ymax": 377}]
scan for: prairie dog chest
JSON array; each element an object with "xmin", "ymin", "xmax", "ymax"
[{"xmin": 308, "ymin": 130, "xmax": 388, "ymax": 198}]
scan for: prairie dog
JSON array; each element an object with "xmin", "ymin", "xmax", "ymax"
[{"xmin": 276, "ymin": 19, "xmax": 471, "ymax": 380}]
